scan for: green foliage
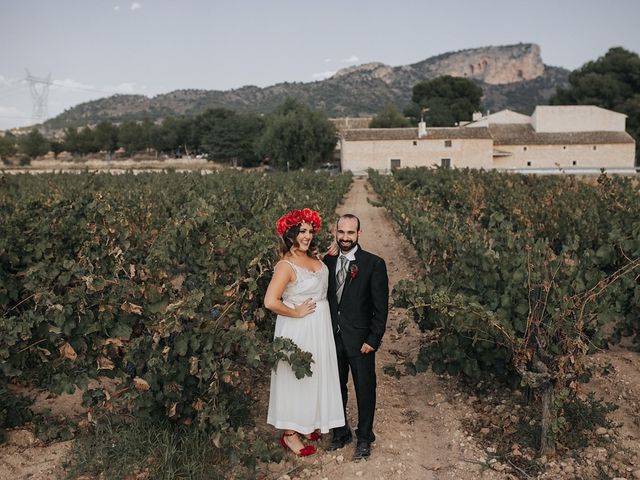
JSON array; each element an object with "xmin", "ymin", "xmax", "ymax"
[
  {"xmin": 66, "ymin": 414, "xmax": 270, "ymax": 480},
  {"xmin": 197, "ymin": 108, "xmax": 265, "ymax": 166},
  {"xmin": 555, "ymin": 391, "xmax": 618, "ymax": 450},
  {"xmin": 0, "ymin": 170, "xmax": 352, "ymax": 469},
  {"xmin": 32, "ymin": 408, "xmax": 76, "ymax": 442},
  {"xmin": 0, "ymin": 384, "xmax": 33, "ymax": 434},
  {"xmin": 370, "ymin": 167, "xmax": 639, "ymax": 450},
  {"xmin": 551, "ymin": 47, "xmax": 640, "ymax": 161},
  {"xmin": 410, "ymin": 76, "xmax": 483, "ymax": 126},
  {"xmin": 369, "ymin": 104, "xmax": 411, "ymax": 128},
  {"xmin": 0, "ymin": 133, "xmax": 17, "ymax": 160},
  {"xmin": 94, "ymin": 122, "xmax": 119, "ymax": 154},
  {"xmin": 256, "ymin": 98, "xmax": 337, "ymax": 170},
  {"xmin": 118, "ymin": 120, "xmax": 149, "ymax": 155},
  {"xmin": 18, "ymin": 129, "xmax": 50, "ymax": 159}
]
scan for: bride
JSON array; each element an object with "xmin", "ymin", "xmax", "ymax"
[{"xmin": 265, "ymin": 208, "xmax": 345, "ymax": 456}]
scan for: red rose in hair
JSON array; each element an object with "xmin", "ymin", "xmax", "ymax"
[{"xmin": 275, "ymin": 208, "xmax": 322, "ymax": 236}]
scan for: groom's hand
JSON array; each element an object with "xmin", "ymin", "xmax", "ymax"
[
  {"xmin": 325, "ymin": 242, "xmax": 339, "ymax": 257},
  {"xmin": 360, "ymin": 343, "xmax": 374, "ymax": 354}
]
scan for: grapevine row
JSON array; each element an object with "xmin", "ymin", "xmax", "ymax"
[{"xmin": 0, "ymin": 170, "xmax": 352, "ymax": 469}]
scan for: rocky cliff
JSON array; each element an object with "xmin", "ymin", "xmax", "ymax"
[{"xmin": 43, "ymin": 43, "xmax": 569, "ymax": 129}]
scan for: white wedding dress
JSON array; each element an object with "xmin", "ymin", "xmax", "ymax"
[{"xmin": 267, "ymin": 260, "xmax": 345, "ymax": 434}]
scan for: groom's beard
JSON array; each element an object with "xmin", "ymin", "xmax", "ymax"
[{"xmin": 338, "ymin": 239, "xmax": 358, "ymax": 253}]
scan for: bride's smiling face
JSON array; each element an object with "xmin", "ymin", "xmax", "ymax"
[{"xmin": 295, "ymin": 222, "xmax": 314, "ymax": 252}]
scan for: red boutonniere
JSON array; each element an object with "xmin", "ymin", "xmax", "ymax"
[{"xmin": 349, "ymin": 264, "xmax": 359, "ymax": 280}]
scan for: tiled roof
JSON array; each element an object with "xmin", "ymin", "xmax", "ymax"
[
  {"xmin": 342, "ymin": 127, "xmax": 492, "ymax": 141},
  {"xmin": 489, "ymin": 124, "xmax": 635, "ymax": 145},
  {"xmin": 340, "ymin": 124, "xmax": 635, "ymax": 145}
]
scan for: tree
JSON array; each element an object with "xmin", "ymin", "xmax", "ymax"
[
  {"xmin": 143, "ymin": 115, "xmax": 192, "ymax": 157},
  {"xmin": 551, "ymin": 47, "xmax": 640, "ymax": 162},
  {"xmin": 63, "ymin": 127, "xmax": 80, "ymax": 155},
  {"xmin": 50, "ymin": 141, "xmax": 64, "ymax": 159},
  {"xmin": 94, "ymin": 122, "xmax": 119, "ymax": 158},
  {"xmin": 76, "ymin": 127, "xmax": 99, "ymax": 155},
  {"xmin": 19, "ymin": 129, "xmax": 50, "ymax": 159},
  {"xmin": 256, "ymin": 98, "xmax": 337, "ymax": 170},
  {"xmin": 118, "ymin": 120, "xmax": 146, "ymax": 155},
  {"xmin": 197, "ymin": 108, "xmax": 265, "ymax": 166},
  {"xmin": 410, "ymin": 76, "xmax": 483, "ymax": 127},
  {"xmin": 369, "ymin": 104, "xmax": 411, "ymax": 128},
  {"xmin": 0, "ymin": 133, "xmax": 17, "ymax": 161}
]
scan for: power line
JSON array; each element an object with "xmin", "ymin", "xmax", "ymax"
[
  {"xmin": 48, "ymin": 81, "xmax": 122, "ymax": 95},
  {"xmin": 0, "ymin": 85, "xmax": 30, "ymax": 100}
]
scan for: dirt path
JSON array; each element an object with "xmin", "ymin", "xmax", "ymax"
[{"xmin": 284, "ymin": 177, "xmax": 494, "ymax": 480}]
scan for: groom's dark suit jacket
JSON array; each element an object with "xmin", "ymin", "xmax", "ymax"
[{"xmin": 324, "ymin": 248, "xmax": 389, "ymax": 356}]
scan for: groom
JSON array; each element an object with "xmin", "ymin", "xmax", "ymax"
[{"xmin": 324, "ymin": 213, "xmax": 389, "ymax": 460}]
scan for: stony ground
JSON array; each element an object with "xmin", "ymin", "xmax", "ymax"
[{"xmin": 1, "ymin": 177, "xmax": 639, "ymax": 480}]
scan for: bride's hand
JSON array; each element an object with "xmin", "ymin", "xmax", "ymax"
[{"xmin": 294, "ymin": 298, "xmax": 316, "ymax": 317}]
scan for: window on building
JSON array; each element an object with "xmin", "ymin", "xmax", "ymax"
[
  {"xmin": 572, "ymin": 161, "xmax": 577, "ymax": 166},
  {"xmin": 563, "ymin": 146, "xmax": 567, "ymax": 150},
  {"xmin": 523, "ymin": 146, "xmax": 528, "ymax": 151},
  {"xmin": 390, "ymin": 159, "xmax": 401, "ymax": 170},
  {"xmin": 413, "ymin": 141, "xmax": 417, "ymax": 146},
  {"xmin": 527, "ymin": 161, "xmax": 532, "ymax": 166},
  {"xmin": 441, "ymin": 158, "xmax": 451, "ymax": 169},
  {"xmin": 593, "ymin": 145, "xmax": 597, "ymax": 151},
  {"xmin": 444, "ymin": 140, "xmax": 452, "ymax": 147}
]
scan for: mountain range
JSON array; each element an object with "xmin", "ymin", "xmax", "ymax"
[{"xmin": 43, "ymin": 43, "xmax": 570, "ymax": 129}]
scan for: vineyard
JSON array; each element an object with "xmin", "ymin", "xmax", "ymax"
[
  {"xmin": 369, "ymin": 168, "xmax": 640, "ymax": 471},
  {"xmin": 1, "ymin": 168, "xmax": 639, "ymax": 479},
  {"xmin": 0, "ymin": 170, "xmax": 351, "ymax": 477}
]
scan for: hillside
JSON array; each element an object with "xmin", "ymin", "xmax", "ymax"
[{"xmin": 43, "ymin": 43, "xmax": 569, "ymax": 129}]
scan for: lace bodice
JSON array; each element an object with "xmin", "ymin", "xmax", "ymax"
[{"xmin": 279, "ymin": 260, "xmax": 329, "ymax": 305}]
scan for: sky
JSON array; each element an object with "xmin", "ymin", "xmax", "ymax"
[{"xmin": 1, "ymin": 0, "xmax": 639, "ymax": 130}]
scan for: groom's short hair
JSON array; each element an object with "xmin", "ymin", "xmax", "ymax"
[{"xmin": 337, "ymin": 214, "xmax": 360, "ymax": 231}]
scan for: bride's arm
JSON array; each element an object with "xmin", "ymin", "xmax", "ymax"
[{"xmin": 264, "ymin": 262, "xmax": 316, "ymax": 318}]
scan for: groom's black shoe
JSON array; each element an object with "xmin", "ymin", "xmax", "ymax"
[
  {"xmin": 327, "ymin": 433, "xmax": 353, "ymax": 451},
  {"xmin": 352, "ymin": 441, "xmax": 371, "ymax": 460}
]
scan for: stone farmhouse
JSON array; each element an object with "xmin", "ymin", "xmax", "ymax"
[{"xmin": 338, "ymin": 106, "xmax": 636, "ymax": 175}]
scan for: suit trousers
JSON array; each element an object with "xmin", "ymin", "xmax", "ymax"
[{"xmin": 333, "ymin": 331, "xmax": 377, "ymax": 443}]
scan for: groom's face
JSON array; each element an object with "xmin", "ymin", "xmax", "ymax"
[{"xmin": 336, "ymin": 217, "xmax": 360, "ymax": 253}]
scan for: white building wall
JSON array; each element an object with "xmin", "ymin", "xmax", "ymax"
[
  {"xmin": 340, "ymin": 138, "xmax": 494, "ymax": 173},
  {"xmin": 531, "ymin": 106, "xmax": 627, "ymax": 133},
  {"xmin": 492, "ymin": 143, "xmax": 636, "ymax": 169}
]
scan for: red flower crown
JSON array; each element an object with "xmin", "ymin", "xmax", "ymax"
[{"xmin": 276, "ymin": 208, "xmax": 322, "ymax": 236}]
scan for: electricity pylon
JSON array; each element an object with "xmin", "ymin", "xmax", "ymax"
[{"xmin": 25, "ymin": 69, "xmax": 52, "ymax": 123}]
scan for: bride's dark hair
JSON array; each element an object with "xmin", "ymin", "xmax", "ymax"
[{"xmin": 278, "ymin": 223, "xmax": 318, "ymax": 258}]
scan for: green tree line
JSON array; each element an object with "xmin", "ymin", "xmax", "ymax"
[
  {"xmin": 1, "ymin": 98, "xmax": 337, "ymax": 170},
  {"xmin": 551, "ymin": 46, "xmax": 640, "ymax": 162}
]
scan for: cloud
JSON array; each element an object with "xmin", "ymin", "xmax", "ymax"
[
  {"xmin": 104, "ymin": 82, "xmax": 146, "ymax": 94},
  {"xmin": 130, "ymin": 2, "xmax": 142, "ymax": 11},
  {"xmin": 50, "ymin": 78, "xmax": 96, "ymax": 91},
  {"xmin": 0, "ymin": 105, "xmax": 33, "ymax": 129},
  {"xmin": 312, "ymin": 71, "xmax": 336, "ymax": 81},
  {"xmin": 0, "ymin": 105, "xmax": 26, "ymax": 116},
  {"xmin": 48, "ymin": 78, "xmax": 145, "ymax": 95},
  {"xmin": 114, "ymin": 5, "xmax": 120, "ymax": 11},
  {"xmin": 342, "ymin": 55, "xmax": 359, "ymax": 63},
  {"xmin": 324, "ymin": 58, "xmax": 332, "ymax": 63},
  {"xmin": 0, "ymin": 75, "xmax": 24, "ymax": 88}
]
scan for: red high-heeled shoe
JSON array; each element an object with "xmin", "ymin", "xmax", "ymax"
[
  {"xmin": 306, "ymin": 431, "xmax": 321, "ymax": 442},
  {"xmin": 280, "ymin": 432, "xmax": 316, "ymax": 457}
]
